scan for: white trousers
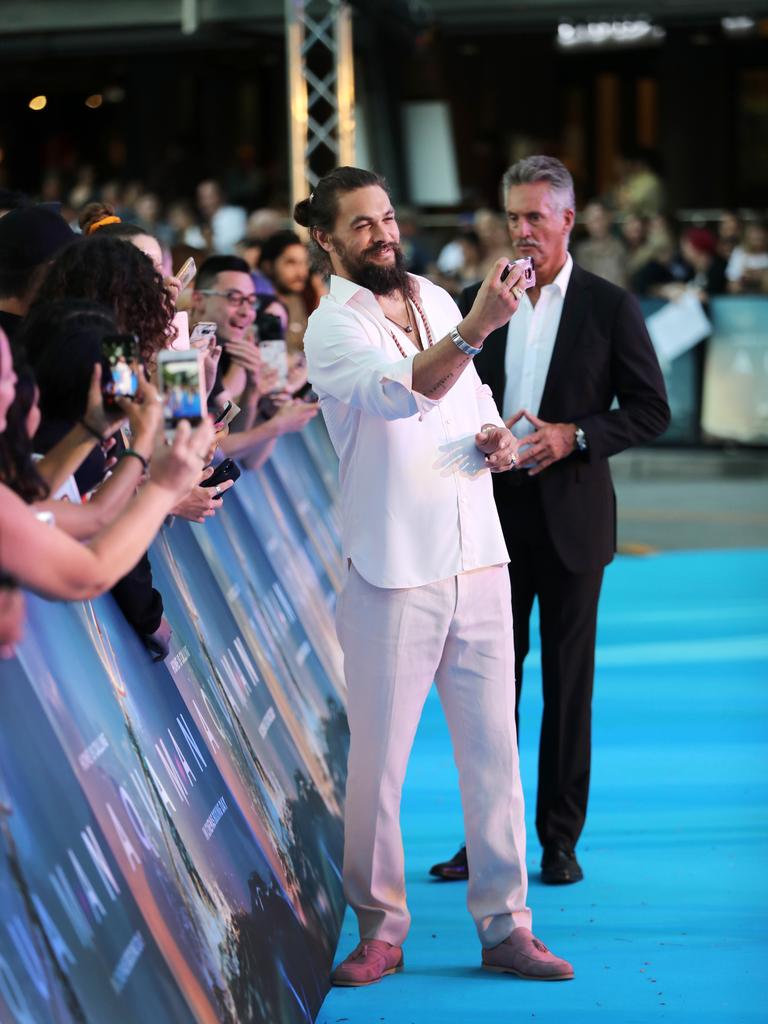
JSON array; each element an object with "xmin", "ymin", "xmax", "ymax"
[{"xmin": 336, "ymin": 563, "xmax": 532, "ymax": 949}]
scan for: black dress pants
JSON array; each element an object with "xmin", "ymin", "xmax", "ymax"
[{"xmin": 498, "ymin": 477, "xmax": 604, "ymax": 852}]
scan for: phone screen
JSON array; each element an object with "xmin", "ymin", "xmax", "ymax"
[
  {"xmin": 101, "ymin": 334, "xmax": 140, "ymax": 400},
  {"xmin": 158, "ymin": 353, "xmax": 205, "ymax": 427}
]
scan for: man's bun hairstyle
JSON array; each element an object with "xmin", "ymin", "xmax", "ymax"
[{"xmin": 293, "ymin": 166, "xmax": 390, "ymax": 273}]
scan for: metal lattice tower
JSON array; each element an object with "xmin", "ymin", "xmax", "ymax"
[{"xmin": 285, "ymin": 0, "xmax": 356, "ymax": 208}]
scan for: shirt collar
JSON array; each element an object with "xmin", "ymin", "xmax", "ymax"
[
  {"xmin": 547, "ymin": 251, "xmax": 573, "ymax": 297},
  {"xmin": 328, "ymin": 272, "xmax": 422, "ymax": 312}
]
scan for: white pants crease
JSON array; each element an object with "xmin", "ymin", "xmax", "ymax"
[{"xmin": 337, "ymin": 563, "xmax": 532, "ymax": 949}]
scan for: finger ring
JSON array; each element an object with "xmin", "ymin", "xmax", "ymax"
[
  {"xmin": 214, "ymin": 485, "xmax": 221, "ymax": 497},
  {"xmin": 510, "ymin": 452, "xmax": 518, "ymax": 466},
  {"xmin": 513, "ymin": 286, "xmax": 524, "ymax": 300}
]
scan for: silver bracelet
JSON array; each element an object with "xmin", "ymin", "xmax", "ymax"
[{"xmin": 449, "ymin": 326, "xmax": 482, "ymax": 358}]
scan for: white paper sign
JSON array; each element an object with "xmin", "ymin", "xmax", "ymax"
[{"xmin": 645, "ymin": 290, "xmax": 712, "ymax": 363}]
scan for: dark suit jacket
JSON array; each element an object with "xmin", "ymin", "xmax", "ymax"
[{"xmin": 459, "ymin": 263, "xmax": 670, "ymax": 574}]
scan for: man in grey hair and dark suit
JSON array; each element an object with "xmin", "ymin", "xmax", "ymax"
[{"xmin": 431, "ymin": 156, "xmax": 670, "ymax": 886}]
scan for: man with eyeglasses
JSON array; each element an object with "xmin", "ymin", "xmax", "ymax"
[
  {"xmin": 191, "ymin": 254, "xmax": 261, "ymax": 404},
  {"xmin": 191, "ymin": 254, "xmax": 319, "ymax": 463}
]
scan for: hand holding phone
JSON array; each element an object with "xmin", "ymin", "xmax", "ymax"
[
  {"xmin": 200, "ymin": 458, "xmax": 241, "ymax": 492},
  {"xmin": 500, "ymin": 256, "xmax": 536, "ymax": 288},
  {"xmin": 190, "ymin": 321, "xmax": 218, "ymax": 349}
]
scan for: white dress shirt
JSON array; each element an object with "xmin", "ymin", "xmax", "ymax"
[
  {"xmin": 502, "ymin": 253, "xmax": 573, "ymax": 437},
  {"xmin": 304, "ymin": 273, "xmax": 509, "ymax": 589}
]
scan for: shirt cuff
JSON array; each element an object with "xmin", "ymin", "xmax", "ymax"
[{"xmin": 380, "ymin": 355, "xmax": 441, "ymax": 420}]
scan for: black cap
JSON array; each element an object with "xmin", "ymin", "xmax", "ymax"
[{"xmin": 0, "ymin": 206, "xmax": 75, "ymax": 271}]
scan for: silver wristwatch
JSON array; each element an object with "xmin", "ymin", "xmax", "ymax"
[
  {"xmin": 449, "ymin": 326, "xmax": 482, "ymax": 358},
  {"xmin": 574, "ymin": 426, "xmax": 588, "ymax": 452}
]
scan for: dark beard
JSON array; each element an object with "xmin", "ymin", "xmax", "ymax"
[{"xmin": 333, "ymin": 240, "xmax": 411, "ymax": 297}]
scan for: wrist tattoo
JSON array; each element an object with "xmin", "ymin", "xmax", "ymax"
[{"xmin": 423, "ymin": 371, "xmax": 456, "ymax": 396}]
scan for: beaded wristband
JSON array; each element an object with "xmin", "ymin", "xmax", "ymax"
[
  {"xmin": 120, "ymin": 448, "xmax": 149, "ymax": 472},
  {"xmin": 449, "ymin": 326, "xmax": 482, "ymax": 358}
]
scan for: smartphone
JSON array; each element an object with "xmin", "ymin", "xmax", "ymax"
[
  {"xmin": 213, "ymin": 400, "xmax": 241, "ymax": 427},
  {"xmin": 156, "ymin": 349, "xmax": 207, "ymax": 429},
  {"xmin": 500, "ymin": 256, "xmax": 536, "ymax": 287},
  {"xmin": 101, "ymin": 333, "xmax": 140, "ymax": 403},
  {"xmin": 200, "ymin": 458, "xmax": 241, "ymax": 491},
  {"xmin": 214, "ymin": 400, "xmax": 233, "ymax": 424},
  {"xmin": 258, "ymin": 339, "xmax": 289, "ymax": 390},
  {"xmin": 175, "ymin": 256, "xmax": 197, "ymax": 292},
  {"xmin": 190, "ymin": 321, "xmax": 218, "ymax": 348}
]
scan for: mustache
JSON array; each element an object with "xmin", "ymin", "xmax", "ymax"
[
  {"xmin": 515, "ymin": 238, "xmax": 541, "ymax": 248},
  {"xmin": 364, "ymin": 242, "xmax": 398, "ymax": 257}
]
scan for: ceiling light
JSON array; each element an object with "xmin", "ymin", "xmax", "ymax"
[{"xmin": 557, "ymin": 20, "xmax": 665, "ymax": 50}]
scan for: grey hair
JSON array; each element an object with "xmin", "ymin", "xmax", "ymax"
[{"xmin": 501, "ymin": 156, "xmax": 575, "ymax": 213}]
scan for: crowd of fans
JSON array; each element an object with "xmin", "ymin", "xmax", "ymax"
[
  {"xmin": 0, "ymin": 180, "xmax": 320, "ymax": 660},
  {"xmin": 0, "ymin": 163, "xmax": 765, "ymax": 657}
]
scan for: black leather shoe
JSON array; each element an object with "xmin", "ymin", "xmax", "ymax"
[
  {"xmin": 540, "ymin": 846, "xmax": 583, "ymax": 885},
  {"xmin": 429, "ymin": 844, "xmax": 468, "ymax": 881}
]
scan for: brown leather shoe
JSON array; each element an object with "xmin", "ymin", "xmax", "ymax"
[
  {"xmin": 482, "ymin": 928, "xmax": 574, "ymax": 981},
  {"xmin": 331, "ymin": 939, "xmax": 404, "ymax": 987}
]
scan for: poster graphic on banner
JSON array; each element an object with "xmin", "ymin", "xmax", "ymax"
[
  {"xmin": 0, "ymin": 656, "xmax": 195, "ymax": 1024},
  {"xmin": 16, "ymin": 593, "xmax": 331, "ymax": 1024}
]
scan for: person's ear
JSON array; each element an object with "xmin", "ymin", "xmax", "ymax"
[
  {"xmin": 563, "ymin": 208, "xmax": 575, "ymax": 234},
  {"xmin": 190, "ymin": 290, "xmax": 206, "ymax": 316},
  {"xmin": 314, "ymin": 228, "xmax": 334, "ymax": 255}
]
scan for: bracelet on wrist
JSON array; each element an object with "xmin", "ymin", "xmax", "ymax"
[
  {"xmin": 78, "ymin": 418, "xmax": 107, "ymax": 444},
  {"xmin": 120, "ymin": 448, "xmax": 150, "ymax": 472},
  {"xmin": 449, "ymin": 326, "xmax": 483, "ymax": 358}
]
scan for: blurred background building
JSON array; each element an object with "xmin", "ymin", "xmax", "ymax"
[{"xmin": 1, "ymin": 0, "xmax": 766, "ymax": 212}]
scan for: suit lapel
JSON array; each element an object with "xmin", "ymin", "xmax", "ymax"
[{"xmin": 539, "ymin": 263, "xmax": 591, "ymax": 419}]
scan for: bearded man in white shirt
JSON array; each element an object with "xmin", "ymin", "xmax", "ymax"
[{"xmin": 296, "ymin": 166, "xmax": 573, "ymax": 987}]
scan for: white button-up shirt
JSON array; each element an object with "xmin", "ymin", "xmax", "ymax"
[
  {"xmin": 502, "ymin": 253, "xmax": 573, "ymax": 436},
  {"xmin": 304, "ymin": 273, "xmax": 509, "ymax": 589}
]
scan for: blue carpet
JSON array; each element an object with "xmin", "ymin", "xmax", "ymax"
[{"xmin": 317, "ymin": 549, "xmax": 768, "ymax": 1024}]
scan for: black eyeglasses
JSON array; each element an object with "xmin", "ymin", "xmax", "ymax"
[{"xmin": 198, "ymin": 289, "xmax": 258, "ymax": 309}]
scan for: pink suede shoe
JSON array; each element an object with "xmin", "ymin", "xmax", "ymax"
[
  {"xmin": 331, "ymin": 939, "xmax": 404, "ymax": 987},
  {"xmin": 482, "ymin": 928, "xmax": 574, "ymax": 981}
]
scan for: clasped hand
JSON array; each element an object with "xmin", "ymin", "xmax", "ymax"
[{"xmin": 506, "ymin": 410, "xmax": 577, "ymax": 475}]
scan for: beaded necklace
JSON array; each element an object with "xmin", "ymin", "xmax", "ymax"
[{"xmin": 385, "ymin": 296, "xmax": 435, "ymax": 358}]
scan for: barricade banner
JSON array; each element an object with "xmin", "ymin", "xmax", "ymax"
[
  {"xmin": 0, "ymin": 432, "xmax": 348, "ymax": 1023},
  {"xmin": 0, "ymin": 651, "xmax": 197, "ymax": 1023}
]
